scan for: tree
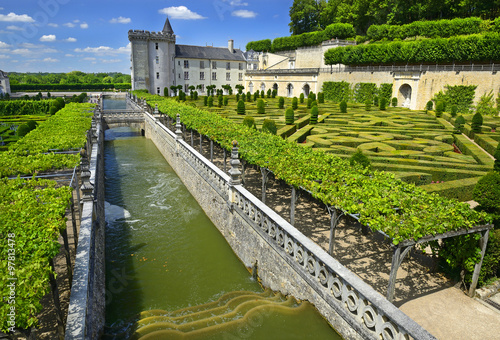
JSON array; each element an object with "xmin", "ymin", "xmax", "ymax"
[
  {"xmin": 208, "ymin": 96, "xmax": 214, "ymax": 107},
  {"xmin": 170, "ymin": 85, "xmax": 178, "ymax": 96},
  {"xmin": 289, "ymin": 0, "xmax": 321, "ymax": 35},
  {"xmin": 471, "ymin": 112, "xmax": 483, "ymax": 134},
  {"xmin": 257, "ymin": 99, "xmax": 265, "ymax": 114},
  {"xmin": 340, "ymin": 100, "xmax": 347, "ymax": 113},
  {"xmin": 292, "ymin": 97, "xmax": 298, "ymax": 110},
  {"xmin": 379, "ymin": 98, "xmax": 387, "ymax": 110},
  {"xmin": 218, "ymin": 95, "xmax": 223, "ymax": 107},
  {"xmin": 278, "ymin": 97, "xmax": 285, "ymax": 109},
  {"xmin": 237, "ymin": 100, "xmax": 246, "ymax": 114},
  {"xmin": 243, "ymin": 116, "xmax": 256, "ymax": 129},
  {"xmin": 454, "ymin": 115, "xmax": 465, "ymax": 134},
  {"xmin": 435, "ymin": 101, "xmax": 444, "ymax": 117},
  {"xmin": 300, "ymin": 93, "xmax": 305, "ymax": 103},
  {"xmin": 285, "ymin": 107, "xmax": 295, "ymax": 125}
]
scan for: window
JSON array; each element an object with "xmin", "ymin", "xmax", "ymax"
[
  {"xmin": 238, "ymin": 73, "xmax": 243, "ymax": 81},
  {"xmin": 226, "ymin": 72, "xmax": 231, "ymax": 81},
  {"xmin": 184, "ymin": 71, "xmax": 189, "ymax": 80},
  {"xmin": 155, "ymin": 43, "xmax": 158, "ymax": 50},
  {"xmin": 226, "ymin": 62, "xmax": 231, "ymax": 70},
  {"xmin": 200, "ymin": 72, "xmax": 205, "ymax": 80},
  {"xmin": 200, "ymin": 84, "xmax": 205, "ymax": 92},
  {"xmin": 178, "ymin": 73, "xmax": 181, "ymax": 79},
  {"xmin": 212, "ymin": 61, "xmax": 217, "ymax": 69},
  {"xmin": 178, "ymin": 60, "xmax": 180, "ymax": 66},
  {"xmin": 156, "ymin": 72, "xmax": 160, "ymax": 79},
  {"xmin": 184, "ymin": 60, "xmax": 189, "ymax": 68},
  {"xmin": 200, "ymin": 61, "xmax": 205, "ymax": 69},
  {"xmin": 212, "ymin": 72, "xmax": 217, "ymax": 80},
  {"xmin": 239, "ymin": 63, "xmax": 243, "ymax": 70},
  {"xmin": 157, "ymin": 87, "xmax": 160, "ymax": 95},
  {"xmin": 155, "ymin": 56, "xmax": 159, "ymax": 64}
]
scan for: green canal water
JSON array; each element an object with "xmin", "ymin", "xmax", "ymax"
[{"xmin": 103, "ymin": 125, "xmax": 342, "ymax": 339}]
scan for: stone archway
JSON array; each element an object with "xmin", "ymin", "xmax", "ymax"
[
  {"xmin": 398, "ymin": 84, "xmax": 412, "ymax": 108},
  {"xmin": 287, "ymin": 83, "xmax": 293, "ymax": 97},
  {"xmin": 303, "ymin": 83, "xmax": 310, "ymax": 97}
]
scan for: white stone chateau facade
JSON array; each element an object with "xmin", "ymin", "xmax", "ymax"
[{"xmin": 0, "ymin": 70, "xmax": 10, "ymax": 95}]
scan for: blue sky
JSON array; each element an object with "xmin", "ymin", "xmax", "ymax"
[{"xmin": 0, "ymin": 0, "xmax": 293, "ymax": 74}]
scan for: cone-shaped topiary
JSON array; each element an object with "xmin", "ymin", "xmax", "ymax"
[
  {"xmin": 267, "ymin": 89, "xmax": 272, "ymax": 98},
  {"xmin": 318, "ymin": 92, "xmax": 324, "ymax": 104},
  {"xmin": 278, "ymin": 97, "xmax": 284, "ymax": 109},
  {"xmin": 310, "ymin": 106, "xmax": 319, "ymax": 124},
  {"xmin": 292, "ymin": 97, "xmax": 298, "ymax": 110},
  {"xmin": 471, "ymin": 111, "xmax": 483, "ymax": 134},
  {"xmin": 300, "ymin": 93, "xmax": 304, "ymax": 103},
  {"xmin": 193, "ymin": 91, "xmax": 198, "ymax": 100},
  {"xmin": 208, "ymin": 96, "xmax": 214, "ymax": 107},
  {"xmin": 340, "ymin": 100, "xmax": 347, "ymax": 113},
  {"xmin": 426, "ymin": 100, "xmax": 433, "ymax": 111},
  {"xmin": 454, "ymin": 115, "xmax": 465, "ymax": 134},
  {"xmin": 379, "ymin": 98, "xmax": 387, "ymax": 110},
  {"xmin": 236, "ymin": 94, "xmax": 240, "ymax": 102},
  {"xmin": 218, "ymin": 95, "xmax": 223, "ymax": 107},
  {"xmin": 435, "ymin": 101, "xmax": 444, "ymax": 117},
  {"xmin": 260, "ymin": 90, "xmax": 264, "ymax": 98},
  {"xmin": 242, "ymin": 116, "xmax": 256, "ymax": 129},
  {"xmin": 262, "ymin": 119, "xmax": 277, "ymax": 135},
  {"xmin": 392, "ymin": 97, "xmax": 398, "ymax": 107},
  {"xmin": 451, "ymin": 105, "xmax": 458, "ymax": 117},
  {"xmin": 237, "ymin": 100, "xmax": 245, "ymax": 114},
  {"xmin": 246, "ymin": 91, "xmax": 252, "ymax": 102},
  {"xmin": 307, "ymin": 98, "xmax": 313, "ymax": 109},
  {"xmin": 223, "ymin": 96, "xmax": 229, "ymax": 106},
  {"xmin": 257, "ymin": 99, "xmax": 265, "ymax": 114},
  {"xmin": 203, "ymin": 96, "xmax": 208, "ymax": 106},
  {"xmin": 254, "ymin": 92, "xmax": 259, "ymax": 101},
  {"xmin": 285, "ymin": 107, "xmax": 294, "ymax": 125}
]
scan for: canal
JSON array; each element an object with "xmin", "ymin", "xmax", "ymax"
[{"xmin": 102, "ymin": 99, "xmax": 341, "ymax": 339}]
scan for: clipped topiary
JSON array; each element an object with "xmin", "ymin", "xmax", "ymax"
[
  {"xmin": 285, "ymin": 107, "xmax": 294, "ymax": 125},
  {"xmin": 203, "ymin": 96, "xmax": 208, "ymax": 106},
  {"xmin": 350, "ymin": 149, "xmax": 371, "ymax": 169},
  {"xmin": 365, "ymin": 99, "xmax": 372, "ymax": 111},
  {"xmin": 236, "ymin": 94, "xmax": 240, "ymax": 102},
  {"xmin": 307, "ymin": 98, "xmax": 313, "ymax": 109},
  {"xmin": 435, "ymin": 101, "xmax": 444, "ymax": 117},
  {"xmin": 340, "ymin": 100, "xmax": 347, "ymax": 113},
  {"xmin": 17, "ymin": 124, "xmax": 30, "ymax": 137},
  {"xmin": 473, "ymin": 172, "xmax": 500, "ymax": 212},
  {"xmin": 373, "ymin": 96, "xmax": 379, "ymax": 107},
  {"xmin": 471, "ymin": 111, "xmax": 483, "ymax": 134},
  {"xmin": 237, "ymin": 100, "xmax": 246, "ymax": 115},
  {"xmin": 262, "ymin": 119, "xmax": 277, "ymax": 135},
  {"xmin": 223, "ymin": 96, "xmax": 229, "ymax": 106},
  {"xmin": 49, "ymin": 106, "xmax": 58, "ymax": 115},
  {"xmin": 218, "ymin": 95, "xmax": 223, "ymax": 107},
  {"xmin": 260, "ymin": 90, "xmax": 264, "ymax": 98},
  {"xmin": 426, "ymin": 100, "xmax": 433, "ymax": 111},
  {"xmin": 272, "ymin": 90, "xmax": 277, "ymax": 98},
  {"xmin": 454, "ymin": 115, "xmax": 465, "ymax": 134},
  {"xmin": 193, "ymin": 91, "xmax": 198, "ymax": 100},
  {"xmin": 299, "ymin": 93, "xmax": 305, "ymax": 103},
  {"xmin": 310, "ymin": 106, "xmax": 319, "ymax": 124},
  {"xmin": 308, "ymin": 92, "xmax": 316, "ymax": 101},
  {"xmin": 318, "ymin": 92, "xmax": 324, "ymax": 104},
  {"xmin": 242, "ymin": 116, "xmax": 256, "ymax": 129},
  {"xmin": 379, "ymin": 97, "xmax": 387, "ymax": 110},
  {"xmin": 254, "ymin": 92, "xmax": 259, "ymax": 101},
  {"xmin": 246, "ymin": 91, "xmax": 252, "ymax": 102},
  {"xmin": 451, "ymin": 105, "xmax": 458, "ymax": 117},
  {"xmin": 391, "ymin": 97, "xmax": 398, "ymax": 107},
  {"xmin": 278, "ymin": 97, "xmax": 285, "ymax": 109},
  {"xmin": 292, "ymin": 97, "xmax": 298, "ymax": 110},
  {"xmin": 26, "ymin": 120, "xmax": 38, "ymax": 131},
  {"xmin": 257, "ymin": 99, "xmax": 265, "ymax": 114},
  {"xmin": 208, "ymin": 96, "xmax": 214, "ymax": 107},
  {"xmin": 267, "ymin": 89, "xmax": 272, "ymax": 98}
]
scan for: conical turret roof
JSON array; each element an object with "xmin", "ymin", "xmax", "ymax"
[{"xmin": 163, "ymin": 18, "xmax": 174, "ymax": 34}]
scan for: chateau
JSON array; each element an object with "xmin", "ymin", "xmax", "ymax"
[
  {"xmin": 128, "ymin": 19, "xmax": 249, "ymax": 96},
  {"xmin": 0, "ymin": 70, "xmax": 10, "ymax": 96}
]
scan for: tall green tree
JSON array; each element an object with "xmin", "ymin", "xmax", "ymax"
[{"xmin": 289, "ymin": 0, "xmax": 321, "ymax": 35}]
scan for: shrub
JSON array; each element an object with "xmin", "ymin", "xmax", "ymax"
[
  {"xmin": 223, "ymin": 96, "xmax": 229, "ymax": 106},
  {"xmin": 26, "ymin": 120, "xmax": 38, "ymax": 131},
  {"xmin": 379, "ymin": 98, "xmax": 387, "ymax": 110},
  {"xmin": 246, "ymin": 39, "xmax": 272, "ymax": 52},
  {"xmin": 451, "ymin": 105, "xmax": 458, "ymax": 117},
  {"xmin": 307, "ymin": 98, "xmax": 313, "ymax": 109},
  {"xmin": 350, "ymin": 150, "xmax": 371, "ymax": 169},
  {"xmin": 365, "ymin": 99, "xmax": 372, "ymax": 111},
  {"xmin": 193, "ymin": 91, "xmax": 198, "ymax": 100},
  {"xmin": 322, "ymin": 81, "xmax": 351, "ymax": 103},
  {"xmin": 311, "ymin": 100, "xmax": 318, "ymax": 107},
  {"xmin": 340, "ymin": 100, "xmax": 347, "ymax": 113},
  {"xmin": 242, "ymin": 116, "xmax": 256, "ymax": 129},
  {"xmin": 300, "ymin": 93, "xmax": 304, "ymax": 103},
  {"xmin": 471, "ymin": 112, "xmax": 483, "ymax": 134},
  {"xmin": 310, "ymin": 106, "xmax": 319, "ymax": 124},
  {"xmin": 262, "ymin": 119, "xmax": 277, "ymax": 135},
  {"xmin": 317, "ymin": 92, "xmax": 324, "ymax": 104},
  {"xmin": 285, "ymin": 107, "xmax": 294, "ymax": 125},
  {"xmin": 391, "ymin": 97, "xmax": 398, "ymax": 107},
  {"xmin": 373, "ymin": 96, "xmax": 379, "ymax": 107},
  {"xmin": 426, "ymin": 100, "xmax": 434, "ymax": 111},
  {"xmin": 236, "ymin": 94, "xmax": 240, "ymax": 102},
  {"xmin": 278, "ymin": 97, "xmax": 285, "ymax": 109},
  {"xmin": 16, "ymin": 124, "xmax": 30, "ymax": 137},
  {"xmin": 163, "ymin": 87, "xmax": 168, "ymax": 97},
  {"xmin": 435, "ymin": 101, "xmax": 444, "ymax": 117},
  {"xmin": 218, "ymin": 95, "xmax": 223, "ymax": 107},
  {"xmin": 207, "ymin": 96, "xmax": 214, "ymax": 107},
  {"xmin": 292, "ymin": 97, "xmax": 298, "ymax": 110},
  {"xmin": 308, "ymin": 92, "xmax": 316, "ymax": 101},
  {"xmin": 494, "ymin": 141, "xmax": 500, "ymax": 172},
  {"xmin": 257, "ymin": 99, "xmax": 265, "ymax": 114},
  {"xmin": 272, "ymin": 90, "xmax": 277, "ymax": 98},
  {"xmin": 267, "ymin": 89, "xmax": 271, "ymax": 98},
  {"xmin": 254, "ymin": 92, "xmax": 259, "ymax": 101},
  {"xmin": 237, "ymin": 100, "xmax": 245, "ymax": 115},
  {"xmin": 49, "ymin": 106, "xmax": 58, "ymax": 115},
  {"xmin": 454, "ymin": 115, "xmax": 465, "ymax": 134},
  {"xmin": 260, "ymin": 90, "xmax": 264, "ymax": 98},
  {"xmin": 473, "ymin": 172, "xmax": 500, "ymax": 212},
  {"xmin": 247, "ymin": 92, "xmax": 252, "ymax": 102}
]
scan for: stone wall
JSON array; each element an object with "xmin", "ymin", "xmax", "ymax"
[{"xmin": 143, "ymin": 112, "xmax": 435, "ymax": 340}]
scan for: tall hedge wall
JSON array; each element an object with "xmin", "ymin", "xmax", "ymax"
[
  {"xmin": 322, "ymin": 81, "xmax": 393, "ymax": 103},
  {"xmin": 11, "ymin": 83, "xmax": 131, "ymax": 92},
  {"xmin": 325, "ymin": 33, "xmax": 500, "ymax": 65}
]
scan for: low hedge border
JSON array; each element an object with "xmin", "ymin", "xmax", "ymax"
[{"xmin": 420, "ymin": 176, "xmax": 484, "ymax": 202}]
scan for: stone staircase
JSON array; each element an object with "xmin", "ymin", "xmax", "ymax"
[{"xmin": 104, "ymin": 289, "xmax": 306, "ymax": 339}]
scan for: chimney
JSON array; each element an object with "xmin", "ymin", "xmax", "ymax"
[{"xmin": 228, "ymin": 39, "xmax": 234, "ymax": 53}]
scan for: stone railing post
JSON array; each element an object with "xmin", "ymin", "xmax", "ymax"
[
  {"xmin": 228, "ymin": 140, "xmax": 241, "ymax": 186},
  {"xmin": 80, "ymin": 153, "xmax": 93, "ymax": 203},
  {"xmin": 175, "ymin": 114, "xmax": 183, "ymax": 141},
  {"xmin": 154, "ymin": 104, "xmax": 159, "ymax": 116}
]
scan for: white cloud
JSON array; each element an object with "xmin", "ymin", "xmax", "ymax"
[
  {"xmin": 75, "ymin": 43, "xmax": 130, "ymax": 56},
  {"xmin": 63, "ymin": 22, "xmax": 75, "ymax": 28},
  {"xmin": 48, "ymin": 23, "xmax": 58, "ymax": 28},
  {"xmin": 229, "ymin": 0, "xmax": 248, "ymax": 6},
  {"xmin": 101, "ymin": 59, "xmax": 121, "ymax": 63},
  {"xmin": 18, "ymin": 43, "xmax": 42, "ymax": 48},
  {"xmin": 65, "ymin": 54, "xmax": 75, "ymax": 57},
  {"xmin": 0, "ymin": 54, "xmax": 10, "ymax": 59},
  {"xmin": 0, "ymin": 41, "xmax": 11, "ymax": 49},
  {"xmin": 110, "ymin": 16, "xmax": 131, "ymax": 24},
  {"xmin": 65, "ymin": 37, "xmax": 77, "ymax": 42},
  {"xmin": 158, "ymin": 6, "xmax": 206, "ymax": 20},
  {"xmin": 232, "ymin": 10, "xmax": 257, "ymax": 18},
  {"xmin": 11, "ymin": 48, "xmax": 30, "ymax": 55},
  {"xmin": 7, "ymin": 25, "xmax": 24, "ymax": 31},
  {"xmin": 40, "ymin": 34, "xmax": 56, "ymax": 42},
  {"xmin": 0, "ymin": 12, "xmax": 35, "ymax": 23},
  {"xmin": 83, "ymin": 57, "xmax": 96, "ymax": 61},
  {"xmin": 80, "ymin": 22, "xmax": 88, "ymax": 29},
  {"xmin": 43, "ymin": 57, "xmax": 59, "ymax": 62}
]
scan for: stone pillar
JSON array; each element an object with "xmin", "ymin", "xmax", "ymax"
[
  {"xmin": 154, "ymin": 104, "xmax": 159, "ymax": 116},
  {"xmin": 175, "ymin": 114, "xmax": 183, "ymax": 141},
  {"xmin": 80, "ymin": 155, "xmax": 93, "ymax": 203},
  {"xmin": 229, "ymin": 140, "xmax": 241, "ymax": 186}
]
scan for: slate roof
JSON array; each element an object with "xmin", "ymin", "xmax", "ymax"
[
  {"xmin": 163, "ymin": 18, "xmax": 174, "ymax": 34},
  {"xmin": 175, "ymin": 45, "xmax": 246, "ymax": 62}
]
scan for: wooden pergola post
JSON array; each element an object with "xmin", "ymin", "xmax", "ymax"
[
  {"xmin": 469, "ymin": 229, "xmax": 490, "ymax": 297},
  {"xmin": 290, "ymin": 186, "xmax": 299, "ymax": 225}
]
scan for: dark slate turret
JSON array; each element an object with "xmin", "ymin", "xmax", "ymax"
[{"xmin": 163, "ymin": 18, "xmax": 174, "ymax": 34}]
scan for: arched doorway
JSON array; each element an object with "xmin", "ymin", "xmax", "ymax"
[
  {"xmin": 287, "ymin": 83, "xmax": 293, "ymax": 97},
  {"xmin": 273, "ymin": 83, "xmax": 278, "ymax": 91},
  {"xmin": 398, "ymin": 84, "xmax": 412, "ymax": 108},
  {"xmin": 249, "ymin": 82, "xmax": 254, "ymax": 93},
  {"xmin": 303, "ymin": 83, "xmax": 310, "ymax": 97},
  {"xmin": 260, "ymin": 83, "xmax": 265, "ymax": 93}
]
